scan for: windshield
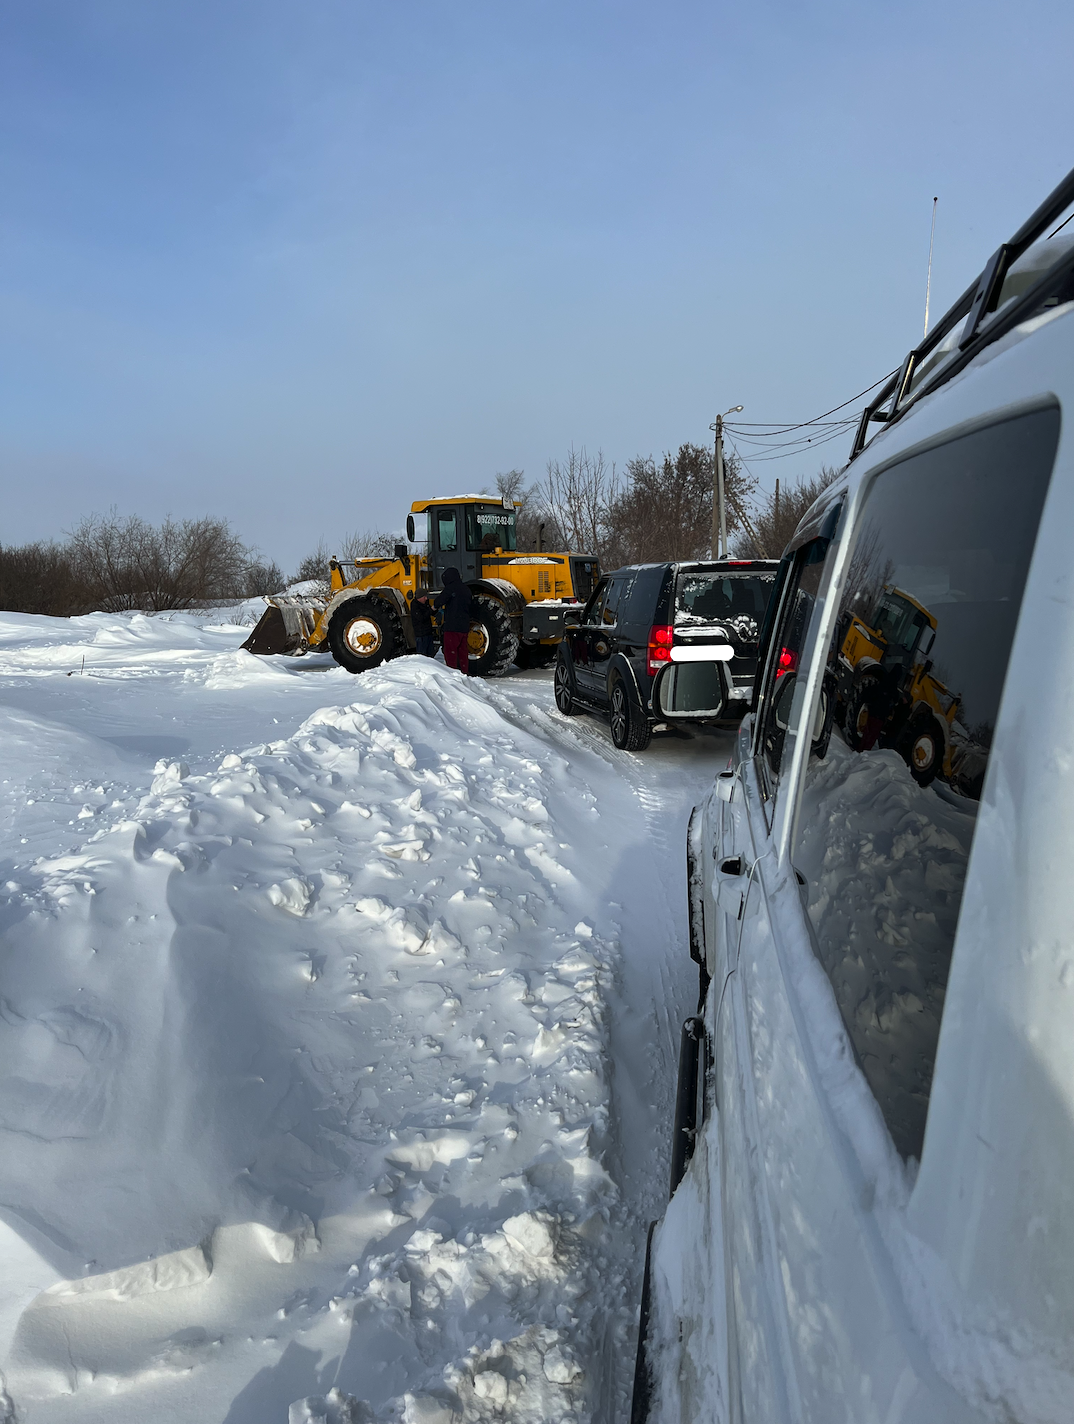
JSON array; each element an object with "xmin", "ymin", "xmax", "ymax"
[
  {"xmin": 465, "ymin": 505, "xmax": 517, "ymax": 552},
  {"xmin": 873, "ymin": 591, "xmax": 925, "ymax": 651},
  {"xmin": 675, "ymin": 571, "xmax": 775, "ymax": 643}
]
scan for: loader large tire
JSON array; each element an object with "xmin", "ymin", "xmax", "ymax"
[
  {"xmin": 327, "ymin": 599, "xmax": 397, "ymax": 674},
  {"xmin": 897, "ymin": 714, "xmax": 944, "ymax": 788},
  {"xmin": 467, "ymin": 596, "xmax": 519, "ymax": 678}
]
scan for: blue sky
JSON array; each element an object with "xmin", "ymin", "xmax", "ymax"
[{"xmin": 2, "ymin": 0, "xmax": 1072, "ymax": 571}]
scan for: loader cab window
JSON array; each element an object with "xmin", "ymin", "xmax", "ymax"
[
  {"xmin": 436, "ymin": 510, "xmax": 458, "ymax": 552},
  {"xmin": 872, "ymin": 591, "xmax": 930, "ymax": 657},
  {"xmin": 570, "ymin": 557, "xmax": 601, "ymax": 603},
  {"xmin": 465, "ymin": 505, "xmax": 517, "ymax": 552},
  {"xmin": 789, "ymin": 406, "xmax": 1060, "ymax": 1161}
]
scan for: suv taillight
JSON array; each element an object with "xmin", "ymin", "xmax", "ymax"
[{"xmin": 647, "ymin": 624, "xmax": 674, "ymax": 677}]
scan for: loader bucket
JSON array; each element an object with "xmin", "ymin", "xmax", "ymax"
[{"xmin": 241, "ymin": 595, "xmax": 328, "ymax": 656}]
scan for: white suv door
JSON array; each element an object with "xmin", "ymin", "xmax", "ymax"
[{"xmin": 650, "ymin": 401, "xmax": 1061, "ymax": 1422}]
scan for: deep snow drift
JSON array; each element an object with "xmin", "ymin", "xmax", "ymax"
[{"xmin": 0, "ymin": 610, "xmax": 729, "ymax": 1422}]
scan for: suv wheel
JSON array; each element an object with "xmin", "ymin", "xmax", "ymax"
[
  {"xmin": 554, "ymin": 657, "xmax": 577, "ymax": 715},
  {"xmin": 609, "ymin": 677, "xmax": 652, "ymax": 751}
]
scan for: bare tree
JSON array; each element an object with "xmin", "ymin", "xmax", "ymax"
[
  {"xmin": 731, "ymin": 466, "xmax": 843, "ymax": 560},
  {"xmin": 0, "ymin": 541, "xmax": 89, "ymax": 616},
  {"xmin": 241, "ymin": 558, "xmax": 285, "ymax": 596},
  {"xmin": 67, "ymin": 511, "xmax": 254, "ymax": 612},
  {"xmin": 534, "ymin": 447, "xmax": 619, "ymax": 560},
  {"xmin": 339, "ymin": 529, "xmax": 397, "ymax": 560},
  {"xmin": 293, "ymin": 529, "xmax": 397, "ymax": 587},
  {"xmin": 293, "ymin": 542, "xmax": 333, "ymax": 585},
  {"xmin": 0, "ymin": 513, "xmax": 281, "ymax": 615},
  {"xmin": 494, "ymin": 470, "xmax": 545, "ymax": 550},
  {"xmin": 605, "ymin": 443, "xmax": 757, "ymax": 566}
]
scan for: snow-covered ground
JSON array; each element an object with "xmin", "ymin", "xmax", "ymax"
[{"xmin": 0, "ymin": 610, "xmax": 731, "ymax": 1423}]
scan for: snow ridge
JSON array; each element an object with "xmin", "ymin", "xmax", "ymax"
[{"xmin": 1, "ymin": 662, "xmax": 621, "ymax": 1423}]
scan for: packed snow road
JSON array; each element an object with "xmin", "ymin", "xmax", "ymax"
[{"xmin": 0, "ymin": 609, "xmax": 731, "ymax": 1424}]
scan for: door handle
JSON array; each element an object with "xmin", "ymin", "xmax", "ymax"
[{"xmin": 713, "ymin": 856, "xmax": 747, "ymax": 916}]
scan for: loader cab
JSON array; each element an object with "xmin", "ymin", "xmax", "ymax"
[{"xmin": 411, "ymin": 497, "xmax": 518, "ymax": 587}]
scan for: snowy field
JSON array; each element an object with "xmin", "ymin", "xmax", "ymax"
[{"xmin": 0, "ymin": 608, "xmax": 731, "ymax": 1424}]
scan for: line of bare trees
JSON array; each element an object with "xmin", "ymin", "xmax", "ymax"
[
  {"xmin": 0, "ymin": 511, "xmax": 283, "ymax": 617},
  {"xmin": 494, "ymin": 446, "xmax": 838, "ymax": 567},
  {"xmin": 2, "ymin": 450, "xmax": 843, "ymax": 618}
]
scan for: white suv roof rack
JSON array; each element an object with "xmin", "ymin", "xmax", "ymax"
[{"xmin": 851, "ymin": 163, "xmax": 1074, "ymax": 459}]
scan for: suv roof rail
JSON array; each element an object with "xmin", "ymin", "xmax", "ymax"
[{"xmin": 851, "ymin": 164, "xmax": 1074, "ymax": 461}]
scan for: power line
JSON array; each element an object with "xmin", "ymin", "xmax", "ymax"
[
  {"xmin": 727, "ymin": 419, "xmax": 858, "ymax": 453},
  {"xmin": 729, "ymin": 424, "xmax": 854, "ymax": 464},
  {"xmin": 721, "ymin": 369, "xmax": 898, "ymax": 439}
]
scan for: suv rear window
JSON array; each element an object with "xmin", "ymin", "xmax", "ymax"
[
  {"xmin": 790, "ymin": 405, "xmax": 1060, "ymax": 1160},
  {"xmin": 675, "ymin": 571, "xmax": 775, "ymax": 644}
]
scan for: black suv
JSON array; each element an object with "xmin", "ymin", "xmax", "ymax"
[{"xmin": 553, "ymin": 559, "xmax": 779, "ymax": 749}]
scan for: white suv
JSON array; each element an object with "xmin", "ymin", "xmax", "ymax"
[{"xmin": 635, "ymin": 166, "xmax": 1074, "ymax": 1423}]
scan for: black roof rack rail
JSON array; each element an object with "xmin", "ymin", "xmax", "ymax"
[{"xmin": 850, "ymin": 164, "xmax": 1074, "ymax": 461}]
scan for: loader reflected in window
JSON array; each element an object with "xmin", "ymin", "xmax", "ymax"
[{"xmin": 789, "ymin": 408, "xmax": 1059, "ymax": 1161}]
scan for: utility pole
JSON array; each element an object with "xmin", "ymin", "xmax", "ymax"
[
  {"xmin": 713, "ymin": 415, "xmax": 726, "ymax": 559},
  {"xmin": 709, "ymin": 405, "xmax": 743, "ymax": 559}
]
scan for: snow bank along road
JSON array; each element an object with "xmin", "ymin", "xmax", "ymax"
[{"xmin": 0, "ymin": 609, "xmax": 731, "ymax": 1423}]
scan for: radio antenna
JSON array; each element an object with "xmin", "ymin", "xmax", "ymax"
[{"xmin": 923, "ymin": 196, "xmax": 938, "ymax": 338}]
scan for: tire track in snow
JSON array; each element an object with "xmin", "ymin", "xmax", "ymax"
[{"xmin": 490, "ymin": 682, "xmax": 732, "ymax": 1421}]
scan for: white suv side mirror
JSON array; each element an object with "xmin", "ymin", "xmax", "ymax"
[{"xmin": 716, "ymin": 770, "xmax": 735, "ymax": 802}]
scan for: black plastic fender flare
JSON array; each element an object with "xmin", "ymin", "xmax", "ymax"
[{"xmin": 606, "ymin": 652, "xmax": 648, "ymax": 714}]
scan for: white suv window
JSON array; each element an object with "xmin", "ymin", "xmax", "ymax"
[
  {"xmin": 792, "ymin": 406, "xmax": 1060, "ymax": 1160},
  {"xmin": 756, "ymin": 537, "xmax": 833, "ymax": 813}
]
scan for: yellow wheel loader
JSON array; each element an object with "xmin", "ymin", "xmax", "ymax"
[
  {"xmin": 835, "ymin": 584, "xmax": 959, "ymax": 786},
  {"xmin": 242, "ymin": 496, "xmax": 601, "ymax": 678}
]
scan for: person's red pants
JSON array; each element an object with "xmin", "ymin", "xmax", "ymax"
[{"xmin": 442, "ymin": 629, "xmax": 469, "ymax": 674}]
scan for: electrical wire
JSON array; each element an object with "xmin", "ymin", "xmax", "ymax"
[
  {"xmin": 720, "ymin": 369, "xmax": 898, "ymax": 440},
  {"xmin": 728, "ymin": 424, "xmax": 854, "ymax": 464},
  {"xmin": 727, "ymin": 419, "xmax": 858, "ymax": 454}
]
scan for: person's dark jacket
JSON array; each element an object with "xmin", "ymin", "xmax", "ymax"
[
  {"xmin": 434, "ymin": 567, "xmax": 473, "ymax": 633},
  {"xmin": 411, "ymin": 596, "xmax": 434, "ymax": 638}
]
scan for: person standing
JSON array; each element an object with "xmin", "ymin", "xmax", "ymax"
[
  {"xmin": 411, "ymin": 594, "xmax": 435, "ymax": 657},
  {"xmin": 434, "ymin": 567, "xmax": 472, "ymax": 673}
]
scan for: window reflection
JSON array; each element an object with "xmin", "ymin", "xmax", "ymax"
[
  {"xmin": 791, "ymin": 408, "xmax": 1059, "ymax": 1160},
  {"xmin": 760, "ymin": 542, "xmax": 830, "ymax": 802}
]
